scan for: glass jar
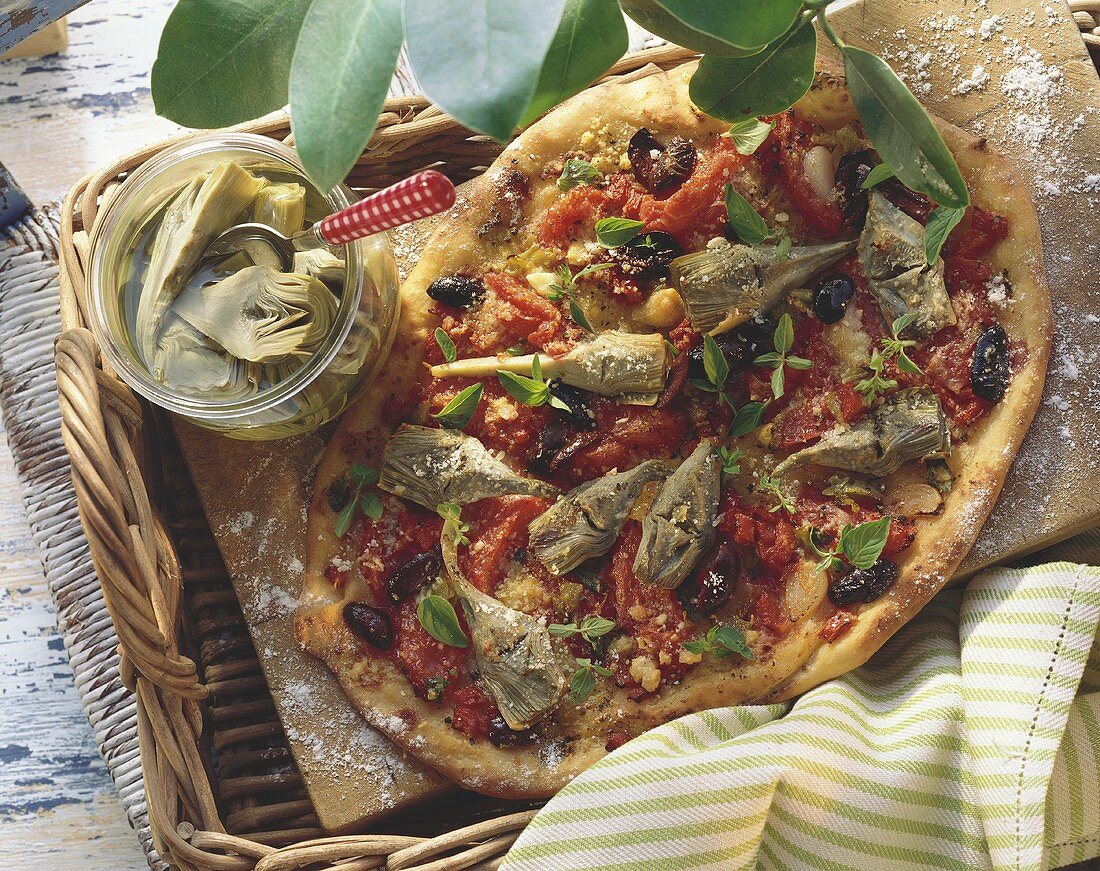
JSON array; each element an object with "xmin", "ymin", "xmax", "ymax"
[{"xmin": 86, "ymin": 132, "xmax": 399, "ymax": 440}]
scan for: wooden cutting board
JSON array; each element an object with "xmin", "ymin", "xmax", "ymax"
[{"xmin": 177, "ymin": 0, "xmax": 1100, "ymax": 832}]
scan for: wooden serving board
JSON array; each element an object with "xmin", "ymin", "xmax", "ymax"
[{"xmin": 178, "ymin": 0, "xmax": 1100, "ymax": 832}]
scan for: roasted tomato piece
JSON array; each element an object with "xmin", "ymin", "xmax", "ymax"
[
  {"xmin": 450, "ymin": 684, "xmax": 498, "ymax": 740},
  {"xmin": 559, "ymin": 401, "xmax": 686, "ymax": 480},
  {"xmin": 393, "ymin": 598, "xmax": 467, "ymax": 698},
  {"xmin": 461, "ymin": 495, "xmax": 553, "ymax": 594}
]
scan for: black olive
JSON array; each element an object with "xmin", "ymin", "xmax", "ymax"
[
  {"xmin": 628, "ymin": 128, "xmax": 697, "ymax": 196},
  {"xmin": 827, "ymin": 559, "xmax": 898, "ymax": 606},
  {"xmin": 686, "ymin": 318, "xmax": 774, "ymax": 381},
  {"xmin": 684, "ymin": 543, "xmax": 740, "ymax": 616},
  {"xmin": 971, "ymin": 323, "xmax": 1009, "ymax": 403},
  {"xmin": 526, "ymin": 418, "xmax": 569, "ymax": 476},
  {"xmin": 611, "ymin": 231, "xmax": 684, "ymax": 279},
  {"xmin": 487, "ymin": 715, "xmax": 534, "ymax": 748},
  {"xmin": 387, "ymin": 547, "xmax": 442, "ymax": 603},
  {"xmin": 549, "ymin": 382, "xmax": 597, "ymax": 430},
  {"xmin": 812, "ymin": 274, "xmax": 855, "ymax": 325},
  {"xmin": 327, "ymin": 478, "xmax": 353, "ymax": 512},
  {"xmin": 343, "ymin": 602, "xmax": 393, "ymax": 651},
  {"xmin": 834, "ymin": 149, "xmax": 875, "ymax": 227},
  {"xmin": 426, "ymin": 275, "xmax": 485, "ymax": 308}
]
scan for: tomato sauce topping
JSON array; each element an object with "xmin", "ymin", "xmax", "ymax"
[{"xmin": 460, "ymin": 495, "xmax": 553, "ymax": 594}]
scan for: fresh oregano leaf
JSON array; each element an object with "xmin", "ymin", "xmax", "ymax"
[
  {"xmin": 723, "ymin": 184, "xmax": 769, "ymax": 245},
  {"xmin": 712, "ymin": 625, "xmax": 755, "ymax": 659},
  {"xmin": 924, "ymin": 205, "xmax": 966, "ymax": 264},
  {"xmin": 774, "ymin": 312, "xmax": 794, "ymax": 356},
  {"xmin": 405, "ymin": 0, "xmax": 566, "ymax": 141},
  {"xmin": 729, "ymin": 401, "xmax": 768, "ymax": 437},
  {"xmin": 839, "ymin": 515, "xmax": 891, "ymax": 569},
  {"xmin": 689, "ymin": 20, "xmax": 817, "ymax": 121},
  {"xmin": 728, "ymin": 117, "xmax": 774, "ymax": 155},
  {"xmin": 334, "ymin": 499, "xmax": 357, "ymax": 538},
  {"xmin": 152, "ymin": 0, "xmax": 313, "ymax": 127},
  {"xmin": 417, "ymin": 595, "xmax": 469, "ymax": 647},
  {"xmin": 432, "ymin": 383, "xmax": 483, "ymax": 429},
  {"xmin": 289, "ymin": 0, "xmax": 403, "ymax": 191},
  {"xmin": 497, "ymin": 370, "xmax": 550, "ymax": 406},
  {"xmin": 595, "ymin": 217, "xmax": 646, "ymax": 248},
  {"xmin": 557, "ymin": 157, "xmax": 605, "ymax": 191},
  {"xmin": 702, "ymin": 334, "xmax": 729, "ymax": 391},
  {"xmin": 861, "ymin": 163, "xmax": 896, "ymax": 189},
  {"xmin": 521, "ymin": 0, "xmax": 628, "ymax": 127},
  {"xmin": 436, "ymin": 502, "xmax": 471, "ymax": 547},
  {"xmin": 434, "ymin": 328, "xmax": 457, "ymax": 363},
  {"xmin": 842, "ymin": 46, "xmax": 969, "ymax": 209},
  {"xmin": 361, "ymin": 491, "xmax": 384, "ymax": 520},
  {"xmin": 569, "ymin": 298, "xmax": 595, "ymax": 333}
]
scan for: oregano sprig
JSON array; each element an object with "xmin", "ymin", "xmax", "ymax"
[
  {"xmin": 335, "ymin": 463, "xmax": 383, "ymax": 537},
  {"xmin": 546, "ymin": 262, "xmax": 612, "ymax": 332},
  {"xmin": 549, "ymin": 615, "xmax": 616, "ymax": 645},
  {"xmin": 718, "ymin": 446, "xmax": 744, "ymax": 477},
  {"xmin": 436, "ymin": 501, "xmax": 470, "ymax": 547},
  {"xmin": 758, "ymin": 473, "xmax": 796, "ymax": 515},
  {"xmin": 683, "ymin": 624, "xmax": 755, "ymax": 660},
  {"xmin": 753, "ymin": 313, "xmax": 813, "ymax": 400},
  {"xmin": 497, "ymin": 354, "xmax": 571, "ymax": 410},
  {"xmin": 569, "ymin": 657, "xmax": 612, "ymax": 703},
  {"xmin": 558, "ymin": 157, "xmax": 604, "ymax": 191},
  {"xmin": 431, "ymin": 382, "xmax": 483, "ymax": 430},
  {"xmin": 808, "ymin": 515, "xmax": 892, "ymax": 573}
]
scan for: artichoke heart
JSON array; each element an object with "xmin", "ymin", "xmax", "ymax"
[
  {"xmin": 670, "ymin": 239, "xmax": 855, "ymax": 335},
  {"xmin": 171, "ymin": 266, "xmax": 338, "ymax": 363},
  {"xmin": 252, "ymin": 182, "xmax": 305, "ymax": 236},
  {"xmin": 152, "ymin": 314, "xmax": 258, "ymax": 399},
  {"xmin": 293, "ymin": 249, "xmax": 346, "ymax": 286},
  {"xmin": 774, "ymin": 388, "xmax": 950, "ymax": 478},
  {"xmin": 529, "ymin": 459, "xmax": 672, "ymax": 576},
  {"xmin": 379, "ymin": 425, "xmax": 559, "ymax": 508},
  {"xmin": 634, "ymin": 440, "xmax": 721, "ymax": 589},
  {"xmin": 135, "ymin": 161, "xmax": 266, "ymax": 365},
  {"xmin": 429, "ymin": 330, "xmax": 668, "ymax": 404},
  {"xmin": 858, "ymin": 191, "xmax": 955, "ymax": 336},
  {"xmin": 440, "ymin": 533, "xmax": 567, "ymax": 730}
]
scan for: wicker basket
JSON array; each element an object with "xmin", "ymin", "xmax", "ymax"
[{"xmin": 53, "ymin": 44, "xmax": 696, "ymax": 871}]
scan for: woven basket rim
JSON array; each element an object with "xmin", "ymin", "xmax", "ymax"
[{"xmin": 53, "ymin": 44, "xmax": 696, "ymax": 871}]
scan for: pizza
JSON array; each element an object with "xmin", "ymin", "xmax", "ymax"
[{"xmin": 294, "ymin": 60, "xmax": 1050, "ymax": 798}]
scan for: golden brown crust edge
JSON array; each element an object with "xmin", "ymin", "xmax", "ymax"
[{"xmin": 293, "ymin": 59, "xmax": 1052, "ymax": 798}]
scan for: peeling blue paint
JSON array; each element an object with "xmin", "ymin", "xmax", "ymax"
[{"xmin": 0, "ymin": 744, "xmax": 31, "ymax": 764}]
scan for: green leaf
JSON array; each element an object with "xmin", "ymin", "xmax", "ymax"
[
  {"xmin": 497, "ymin": 370, "xmax": 550, "ymax": 406},
  {"xmin": 689, "ymin": 377, "xmax": 718, "ymax": 393},
  {"xmin": 521, "ymin": 0, "xmax": 628, "ymax": 127},
  {"xmin": 532, "ymin": 353, "xmax": 543, "ymax": 382},
  {"xmin": 842, "ymin": 46, "xmax": 969, "ymax": 209},
  {"xmin": 549, "ymin": 622, "xmax": 579, "ymax": 637},
  {"xmin": 839, "ymin": 515, "xmax": 891, "ymax": 569},
  {"xmin": 702, "ymin": 334, "xmax": 729, "ymax": 391},
  {"xmin": 151, "ymin": 0, "xmax": 313, "ymax": 127},
  {"xmin": 569, "ymin": 663, "xmax": 596, "ymax": 702},
  {"xmin": 361, "ymin": 490, "xmax": 384, "ymax": 520},
  {"xmin": 334, "ymin": 498, "xmax": 357, "ymax": 538},
  {"xmin": 753, "ymin": 351, "xmax": 784, "ymax": 367},
  {"xmin": 417, "ymin": 595, "xmax": 469, "ymax": 647},
  {"xmin": 289, "ymin": 0, "xmax": 403, "ymax": 192},
  {"xmin": 771, "ymin": 366, "xmax": 785, "ymax": 400},
  {"xmin": 712, "ymin": 625, "xmax": 755, "ymax": 660},
  {"xmin": 728, "ymin": 117, "xmax": 774, "ymax": 155},
  {"xmin": 891, "ymin": 312, "xmax": 921, "ymax": 337},
  {"xmin": 896, "ymin": 351, "xmax": 922, "ymax": 376},
  {"xmin": 432, "ymin": 383, "xmax": 484, "ymax": 429},
  {"xmin": 683, "ymin": 639, "xmax": 709, "ymax": 655},
  {"xmin": 595, "ymin": 217, "xmax": 646, "ymax": 248},
  {"xmin": 558, "ymin": 157, "xmax": 605, "ymax": 191},
  {"xmin": 349, "ymin": 464, "xmax": 379, "ymax": 486},
  {"xmin": 548, "ymin": 392, "xmax": 572, "ymax": 412},
  {"xmin": 774, "ymin": 233, "xmax": 792, "ymax": 262},
  {"xmin": 729, "ymin": 401, "xmax": 767, "ymax": 437},
  {"xmin": 689, "ymin": 20, "xmax": 817, "ymax": 122},
  {"xmin": 405, "ymin": 0, "xmax": 567, "ymax": 140},
  {"xmin": 436, "ymin": 502, "xmax": 471, "ymax": 547},
  {"xmin": 861, "ymin": 163, "xmax": 896, "ymax": 189},
  {"xmin": 579, "ymin": 615, "xmax": 615, "ymax": 640},
  {"xmin": 434, "ymin": 328, "xmax": 458, "ymax": 363},
  {"xmin": 786, "ymin": 356, "xmax": 813, "ymax": 371},
  {"xmin": 774, "ymin": 313, "xmax": 794, "ymax": 355},
  {"xmin": 619, "ymin": 0, "xmax": 799, "ymax": 55},
  {"xmin": 569, "ymin": 298, "xmax": 595, "ymax": 332},
  {"xmin": 924, "ymin": 205, "xmax": 967, "ymax": 264},
  {"xmin": 723, "ymin": 184, "xmax": 769, "ymax": 245},
  {"xmin": 718, "ymin": 446, "xmax": 743, "ymax": 476}
]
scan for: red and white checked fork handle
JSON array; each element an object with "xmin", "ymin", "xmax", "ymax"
[{"xmin": 317, "ymin": 170, "xmax": 456, "ymax": 245}]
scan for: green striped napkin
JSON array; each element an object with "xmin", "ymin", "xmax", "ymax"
[{"xmin": 502, "ymin": 533, "xmax": 1100, "ymax": 871}]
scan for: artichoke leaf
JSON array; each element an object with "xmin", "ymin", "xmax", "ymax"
[
  {"xmin": 774, "ymin": 388, "xmax": 950, "ymax": 477},
  {"xmin": 135, "ymin": 161, "xmax": 266, "ymax": 365},
  {"xmin": 379, "ymin": 425, "xmax": 559, "ymax": 509},
  {"xmin": 151, "ymin": 314, "xmax": 258, "ymax": 399},
  {"xmin": 670, "ymin": 239, "xmax": 855, "ymax": 335},
  {"xmin": 252, "ymin": 181, "xmax": 305, "ymax": 236},
  {"xmin": 293, "ymin": 249, "xmax": 346, "ymax": 285},
  {"xmin": 634, "ymin": 440, "xmax": 721, "ymax": 589},
  {"xmin": 172, "ymin": 265, "xmax": 338, "ymax": 363},
  {"xmin": 858, "ymin": 192, "xmax": 955, "ymax": 335},
  {"xmin": 529, "ymin": 459, "xmax": 672, "ymax": 576},
  {"xmin": 439, "ymin": 532, "xmax": 567, "ymax": 730},
  {"xmin": 429, "ymin": 330, "xmax": 668, "ymax": 402}
]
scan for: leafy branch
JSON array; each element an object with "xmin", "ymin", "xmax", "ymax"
[{"xmin": 151, "ymin": 0, "xmax": 970, "ymax": 209}]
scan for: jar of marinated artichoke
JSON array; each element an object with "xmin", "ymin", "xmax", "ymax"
[{"xmin": 85, "ymin": 132, "xmax": 399, "ymax": 440}]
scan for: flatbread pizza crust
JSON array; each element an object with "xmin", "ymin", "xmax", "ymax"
[{"xmin": 295, "ymin": 60, "xmax": 1050, "ymax": 797}]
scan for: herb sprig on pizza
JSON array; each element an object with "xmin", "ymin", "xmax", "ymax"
[{"xmin": 296, "ymin": 61, "xmax": 1050, "ymax": 798}]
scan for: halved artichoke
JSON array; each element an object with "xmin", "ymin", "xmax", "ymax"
[
  {"xmin": 252, "ymin": 182, "xmax": 305, "ymax": 236},
  {"xmin": 151, "ymin": 314, "xmax": 258, "ymax": 399},
  {"xmin": 172, "ymin": 266, "xmax": 338, "ymax": 363},
  {"xmin": 135, "ymin": 161, "xmax": 266, "ymax": 365},
  {"xmin": 858, "ymin": 191, "xmax": 955, "ymax": 336},
  {"xmin": 439, "ymin": 531, "xmax": 567, "ymax": 730},
  {"xmin": 529, "ymin": 459, "xmax": 672, "ymax": 576},
  {"xmin": 773, "ymin": 388, "xmax": 950, "ymax": 477},
  {"xmin": 379, "ymin": 425, "xmax": 559, "ymax": 509},
  {"xmin": 634, "ymin": 440, "xmax": 721, "ymax": 589},
  {"xmin": 429, "ymin": 330, "xmax": 668, "ymax": 404},
  {"xmin": 670, "ymin": 239, "xmax": 855, "ymax": 335}
]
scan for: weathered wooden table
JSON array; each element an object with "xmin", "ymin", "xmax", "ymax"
[{"xmin": 0, "ymin": 2, "xmax": 176, "ymax": 867}]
